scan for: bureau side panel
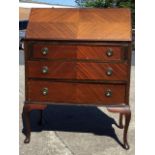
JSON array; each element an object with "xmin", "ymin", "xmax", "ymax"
[
  {"xmin": 125, "ymin": 43, "xmax": 132, "ymax": 105},
  {"xmin": 24, "ymin": 40, "xmax": 32, "ymax": 102}
]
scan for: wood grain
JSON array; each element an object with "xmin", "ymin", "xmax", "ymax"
[
  {"xmin": 32, "ymin": 44, "xmax": 123, "ymax": 61},
  {"xmin": 27, "ymin": 61, "xmax": 128, "ymax": 80},
  {"xmin": 23, "ymin": 8, "xmax": 132, "ymax": 147},
  {"xmin": 27, "ymin": 80, "xmax": 126, "ymax": 105},
  {"xmin": 26, "ymin": 8, "xmax": 132, "ymax": 41}
]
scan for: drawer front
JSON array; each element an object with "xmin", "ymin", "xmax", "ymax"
[
  {"xmin": 33, "ymin": 45, "xmax": 76, "ymax": 59},
  {"xmin": 27, "ymin": 81, "xmax": 126, "ymax": 105},
  {"xmin": 27, "ymin": 61, "xmax": 128, "ymax": 80},
  {"xmin": 32, "ymin": 44, "xmax": 123, "ymax": 61}
]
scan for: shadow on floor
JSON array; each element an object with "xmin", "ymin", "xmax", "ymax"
[{"xmin": 22, "ymin": 105, "xmax": 124, "ymax": 148}]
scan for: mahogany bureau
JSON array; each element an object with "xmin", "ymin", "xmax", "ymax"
[{"xmin": 23, "ymin": 8, "xmax": 132, "ymax": 149}]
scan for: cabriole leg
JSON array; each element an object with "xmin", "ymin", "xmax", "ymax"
[
  {"xmin": 119, "ymin": 113, "xmax": 124, "ymax": 129},
  {"xmin": 123, "ymin": 109, "xmax": 131, "ymax": 149},
  {"xmin": 22, "ymin": 104, "xmax": 47, "ymax": 144},
  {"xmin": 107, "ymin": 106, "xmax": 131, "ymax": 150},
  {"xmin": 23, "ymin": 105, "xmax": 31, "ymax": 143}
]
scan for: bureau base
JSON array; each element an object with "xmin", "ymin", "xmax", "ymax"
[{"xmin": 22, "ymin": 103, "xmax": 131, "ymax": 150}]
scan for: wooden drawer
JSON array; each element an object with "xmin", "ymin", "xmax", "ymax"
[
  {"xmin": 27, "ymin": 61, "xmax": 128, "ymax": 81},
  {"xmin": 27, "ymin": 80, "xmax": 126, "ymax": 105},
  {"xmin": 32, "ymin": 44, "xmax": 124, "ymax": 61}
]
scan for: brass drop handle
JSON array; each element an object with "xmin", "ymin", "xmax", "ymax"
[
  {"xmin": 106, "ymin": 68, "xmax": 113, "ymax": 76},
  {"xmin": 41, "ymin": 47, "xmax": 48, "ymax": 55},
  {"xmin": 42, "ymin": 88, "xmax": 48, "ymax": 96},
  {"xmin": 105, "ymin": 89, "xmax": 112, "ymax": 97},
  {"xmin": 106, "ymin": 48, "xmax": 113, "ymax": 57},
  {"xmin": 42, "ymin": 66, "xmax": 48, "ymax": 74}
]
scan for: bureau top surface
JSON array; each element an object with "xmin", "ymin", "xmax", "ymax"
[{"xmin": 26, "ymin": 8, "xmax": 132, "ymax": 41}]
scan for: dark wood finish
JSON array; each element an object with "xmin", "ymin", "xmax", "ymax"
[
  {"xmin": 27, "ymin": 61, "xmax": 128, "ymax": 80},
  {"xmin": 27, "ymin": 80, "xmax": 126, "ymax": 105},
  {"xmin": 76, "ymin": 62, "xmax": 128, "ymax": 80},
  {"xmin": 119, "ymin": 113, "xmax": 124, "ymax": 129},
  {"xmin": 107, "ymin": 106, "xmax": 131, "ymax": 150},
  {"xmin": 23, "ymin": 104, "xmax": 47, "ymax": 143},
  {"xmin": 23, "ymin": 8, "xmax": 132, "ymax": 149},
  {"xmin": 32, "ymin": 44, "xmax": 124, "ymax": 61},
  {"xmin": 26, "ymin": 8, "xmax": 132, "ymax": 41},
  {"xmin": 27, "ymin": 61, "xmax": 76, "ymax": 79}
]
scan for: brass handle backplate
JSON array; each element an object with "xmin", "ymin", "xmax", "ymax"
[
  {"xmin": 105, "ymin": 89, "xmax": 112, "ymax": 97},
  {"xmin": 106, "ymin": 68, "xmax": 113, "ymax": 76},
  {"xmin": 42, "ymin": 88, "xmax": 48, "ymax": 96},
  {"xmin": 41, "ymin": 47, "xmax": 48, "ymax": 55},
  {"xmin": 106, "ymin": 48, "xmax": 113, "ymax": 57},
  {"xmin": 42, "ymin": 66, "xmax": 48, "ymax": 74}
]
